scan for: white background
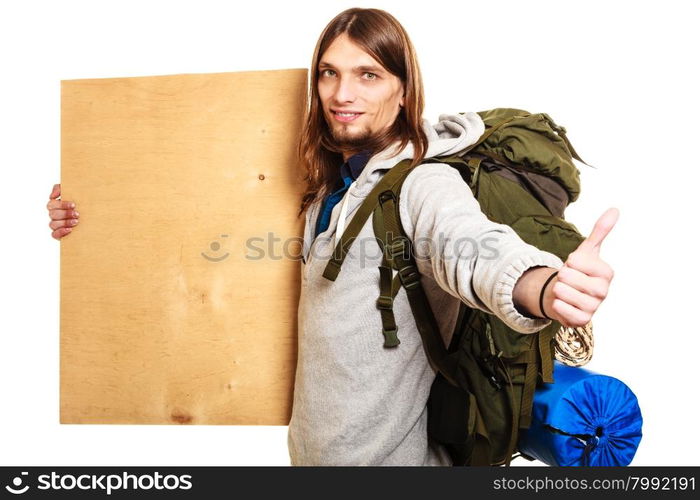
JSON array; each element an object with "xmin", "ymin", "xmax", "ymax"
[{"xmin": 1, "ymin": 0, "xmax": 697, "ymax": 466}]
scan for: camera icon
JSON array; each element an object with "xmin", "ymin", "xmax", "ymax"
[{"xmin": 5, "ymin": 471, "xmax": 29, "ymax": 494}]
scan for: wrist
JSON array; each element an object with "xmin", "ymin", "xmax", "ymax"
[
  {"xmin": 512, "ymin": 266, "xmax": 558, "ymax": 320},
  {"xmin": 539, "ymin": 270, "xmax": 559, "ymax": 320}
]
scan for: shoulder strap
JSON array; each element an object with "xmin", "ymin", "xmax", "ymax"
[
  {"xmin": 322, "ymin": 159, "xmax": 415, "ymax": 282},
  {"xmin": 375, "ymin": 175, "xmax": 457, "ymax": 384}
]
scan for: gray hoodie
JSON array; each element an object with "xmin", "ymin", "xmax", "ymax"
[{"xmin": 288, "ymin": 112, "xmax": 565, "ymax": 465}]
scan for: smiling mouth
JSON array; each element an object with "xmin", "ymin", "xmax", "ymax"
[{"xmin": 332, "ymin": 111, "xmax": 363, "ymax": 123}]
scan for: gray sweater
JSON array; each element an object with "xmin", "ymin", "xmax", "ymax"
[{"xmin": 288, "ymin": 112, "xmax": 564, "ymax": 465}]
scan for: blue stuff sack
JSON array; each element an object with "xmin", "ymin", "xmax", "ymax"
[{"xmin": 518, "ymin": 361, "xmax": 643, "ymax": 466}]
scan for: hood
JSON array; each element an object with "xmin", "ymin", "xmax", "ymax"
[{"xmin": 348, "ymin": 111, "xmax": 485, "ymax": 199}]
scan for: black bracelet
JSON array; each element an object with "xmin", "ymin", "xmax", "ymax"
[{"xmin": 539, "ymin": 271, "xmax": 559, "ymax": 320}]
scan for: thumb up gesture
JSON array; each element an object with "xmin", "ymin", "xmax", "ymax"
[{"xmin": 547, "ymin": 208, "xmax": 619, "ymax": 328}]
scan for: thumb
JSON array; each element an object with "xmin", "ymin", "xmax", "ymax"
[
  {"xmin": 50, "ymin": 183, "xmax": 61, "ymax": 200},
  {"xmin": 580, "ymin": 207, "xmax": 619, "ymax": 252}
]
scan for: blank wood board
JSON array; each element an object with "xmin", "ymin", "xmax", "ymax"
[{"xmin": 60, "ymin": 68, "xmax": 308, "ymax": 425}]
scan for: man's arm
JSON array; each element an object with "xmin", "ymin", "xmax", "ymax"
[{"xmin": 398, "ymin": 163, "xmax": 564, "ymax": 334}]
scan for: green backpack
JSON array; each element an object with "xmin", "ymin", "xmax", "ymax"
[{"xmin": 322, "ymin": 108, "xmax": 590, "ymax": 466}]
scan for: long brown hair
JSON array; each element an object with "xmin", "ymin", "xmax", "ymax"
[{"xmin": 297, "ymin": 8, "xmax": 429, "ymax": 216}]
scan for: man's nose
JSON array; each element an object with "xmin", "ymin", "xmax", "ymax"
[{"xmin": 333, "ymin": 76, "xmax": 357, "ymax": 103}]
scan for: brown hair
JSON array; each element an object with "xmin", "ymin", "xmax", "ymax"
[{"xmin": 297, "ymin": 8, "xmax": 429, "ymax": 216}]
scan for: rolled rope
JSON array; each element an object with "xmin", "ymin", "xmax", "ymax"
[{"xmin": 553, "ymin": 321, "xmax": 594, "ymax": 367}]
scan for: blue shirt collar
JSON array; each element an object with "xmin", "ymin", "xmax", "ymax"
[{"xmin": 340, "ymin": 150, "xmax": 372, "ymax": 181}]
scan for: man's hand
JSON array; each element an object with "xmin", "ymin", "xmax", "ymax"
[
  {"xmin": 546, "ymin": 208, "xmax": 619, "ymax": 328},
  {"xmin": 47, "ymin": 183, "xmax": 79, "ymax": 240}
]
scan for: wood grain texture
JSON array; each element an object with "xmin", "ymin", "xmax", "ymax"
[{"xmin": 60, "ymin": 69, "xmax": 308, "ymax": 425}]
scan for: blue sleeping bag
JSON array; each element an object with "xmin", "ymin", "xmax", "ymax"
[{"xmin": 518, "ymin": 361, "xmax": 643, "ymax": 466}]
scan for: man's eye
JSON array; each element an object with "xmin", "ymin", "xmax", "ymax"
[
  {"xmin": 363, "ymin": 72, "xmax": 377, "ymax": 80},
  {"xmin": 320, "ymin": 69, "xmax": 336, "ymax": 77}
]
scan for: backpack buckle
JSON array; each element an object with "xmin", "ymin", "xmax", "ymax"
[
  {"xmin": 478, "ymin": 353, "xmax": 505, "ymax": 391},
  {"xmin": 398, "ymin": 265, "xmax": 420, "ymax": 290},
  {"xmin": 488, "ymin": 375, "xmax": 503, "ymax": 391},
  {"xmin": 387, "ymin": 239, "xmax": 406, "ymax": 258},
  {"xmin": 387, "ymin": 237, "xmax": 413, "ymax": 264},
  {"xmin": 376, "ymin": 295, "xmax": 393, "ymax": 310},
  {"xmin": 382, "ymin": 328, "xmax": 400, "ymax": 348},
  {"xmin": 378, "ymin": 190, "xmax": 396, "ymax": 205}
]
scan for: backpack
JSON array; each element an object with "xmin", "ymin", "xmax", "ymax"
[{"xmin": 321, "ymin": 108, "xmax": 590, "ymax": 466}]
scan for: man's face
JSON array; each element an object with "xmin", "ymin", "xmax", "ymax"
[{"xmin": 317, "ymin": 33, "xmax": 405, "ymax": 157}]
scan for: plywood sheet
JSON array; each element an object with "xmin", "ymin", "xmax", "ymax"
[{"xmin": 60, "ymin": 69, "xmax": 308, "ymax": 425}]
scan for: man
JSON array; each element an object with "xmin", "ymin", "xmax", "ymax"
[{"xmin": 48, "ymin": 8, "xmax": 617, "ymax": 465}]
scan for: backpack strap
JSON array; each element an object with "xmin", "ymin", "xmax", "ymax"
[
  {"xmin": 375, "ymin": 186, "xmax": 456, "ymax": 382},
  {"xmin": 518, "ymin": 327, "xmax": 555, "ymax": 431},
  {"xmin": 519, "ymin": 337, "xmax": 540, "ymax": 430},
  {"xmin": 376, "ymin": 264, "xmax": 402, "ymax": 347},
  {"xmin": 496, "ymin": 356, "xmax": 519, "ymax": 467},
  {"xmin": 373, "ymin": 200, "xmax": 404, "ymax": 348},
  {"xmin": 320, "ymin": 157, "xmax": 454, "ymax": 381},
  {"xmin": 509, "ymin": 327, "xmax": 556, "ymax": 432},
  {"xmin": 496, "ymin": 335, "xmax": 542, "ymax": 463},
  {"xmin": 322, "ymin": 159, "xmax": 416, "ymax": 282},
  {"xmin": 539, "ymin": 328, "xmax": 554, "ymax": 384}
]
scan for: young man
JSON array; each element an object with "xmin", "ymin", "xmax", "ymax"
[{"xmin": 48, "ymin": 8, "xmax": 617, "ymax": 466}]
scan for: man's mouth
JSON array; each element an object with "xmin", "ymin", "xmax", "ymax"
[{"xmin": 332, "ymin": 110, "xmax": 363, "ymax": 123}]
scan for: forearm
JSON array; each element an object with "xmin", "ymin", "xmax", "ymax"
[{"xmin": 512, "ymin": 266, "xmax": 560, "ymax": 320}]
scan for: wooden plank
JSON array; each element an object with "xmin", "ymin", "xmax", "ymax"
[{"xmin": 60, "ymin": 69, "xmax": 307, "ymax": 425}]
